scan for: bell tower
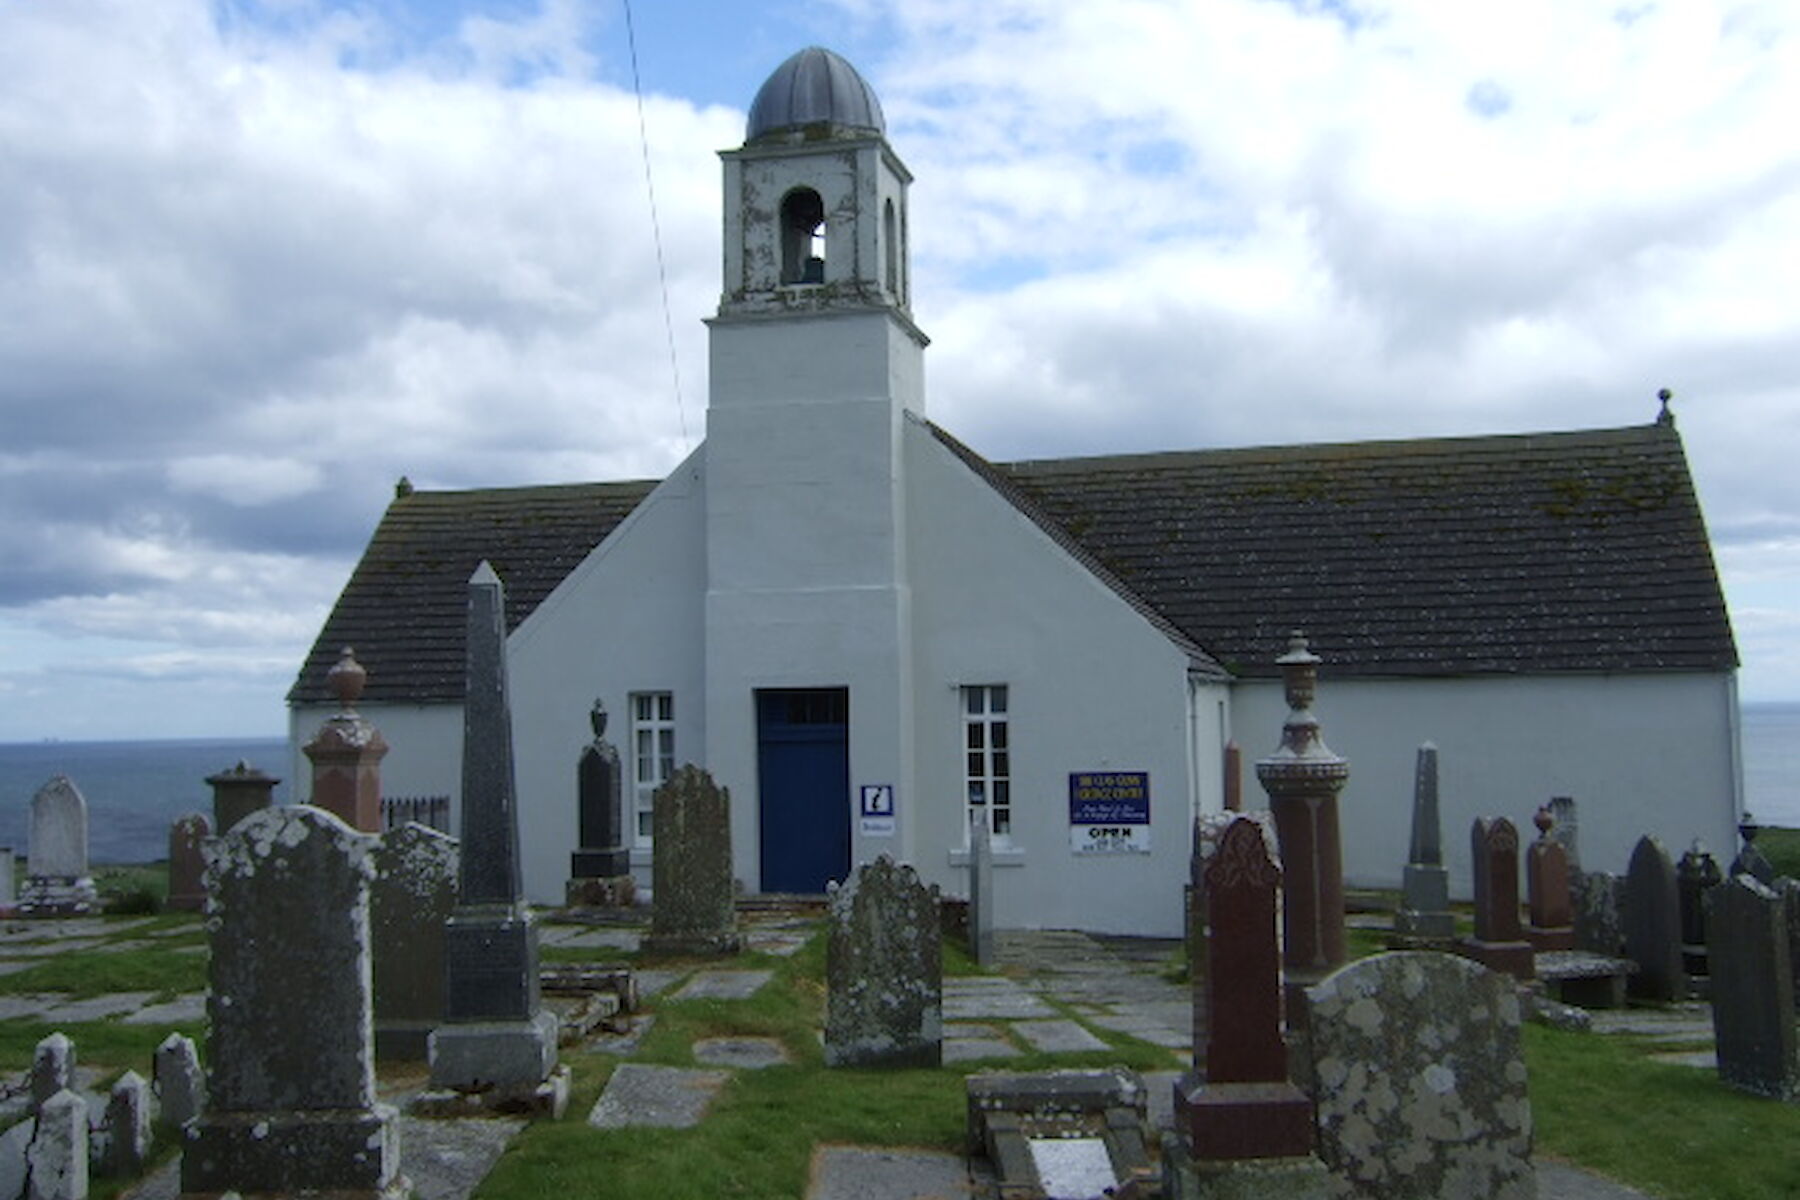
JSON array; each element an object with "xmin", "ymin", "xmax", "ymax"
[{"xmin": 704, "ymin": 47, "xmax": 926, "ymax": 890}]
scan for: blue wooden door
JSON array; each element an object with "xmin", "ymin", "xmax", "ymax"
[{"xmin": 756, "ymin": 688, "xmax": 850, "ymax": 894}]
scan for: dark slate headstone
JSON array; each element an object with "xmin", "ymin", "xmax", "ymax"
[
  {"xmin": 1573, "ymin": 871, "xmax": 1623, "ymax": 956},
  {"xmin": 165, "ymin": 812, "xmax": 210, "ymax": 913},
  {"xmin": 570, "ymin": 699, "xmax": 630, "ymax": 882},
  {"xmin": 824, "ymin": 855, "xmax": 942, "ymax": 1068},
  {"xmin": 1308, "ymin": 952, "xmax": 1535, "ymax": 1200},
  {"xmin": 1705, "ymin": 875, "xmax": 1798, "ymax": 1100},
  {"xmin": 1782, "ymin": 878, "xmax": 1800, "ymax": 1016},
  {"xmin": 642, "ymin": 765, "xmax": 741, "ymax": 956},
  {"xmin": 1676, "ymin": 842, "xmax": 1722, "ymax": 979},
  {"xmin": 1459, "ymin": 817, "xmax": 1534, "ymax": 981},
  {"xmin": 1394, "ymin": 743, "xmax": 1454, "ymax": 942},
  {"xmin": 372, "ymin": 822, "xmax": 459, "ymax": 1060},
  {"xmin": 1525, "ymin": 807, "xmax": 1574, "ymax": 952},
  {"xmin": 1176, "ymin": 813, "xmax": 1314, "ymax": 1161},
  {"xmin": 19, "ymin": 777, "xmax": 97, "ymax": 916},
  {"xmin": 1730, "ymin": 814, "xmax": 1776, "ymax": 886},
  {"xmin": 430, "ymin": 562, "xmax": 559, "ymax": 1102},
  {"xmin": 183, "ymin": 804, "xmax": 402, "ymax": 1197},
  {"xmin": 968, "ymin": 810, "xmax": 995, "ymax": 969},
  {"xmin": 1623, "ymin": 836, "xmax": 1685, "ymax": 1002}
]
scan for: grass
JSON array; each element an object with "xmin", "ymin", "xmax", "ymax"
[{"xmin": 1759, "ymin": 825, "xmax": 1800, "ymax": 879}]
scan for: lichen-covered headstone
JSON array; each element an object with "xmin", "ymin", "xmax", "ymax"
[
  {"xmin": 25, "ymin": 1088, "xmax": 87, "ymax": 1200},
  {"xmin": 102, "ymin": 1071, "xmax": 151, "ymax": 1177},
  {"xmin": 1308, "ymin": 952, "xmax": 1535, "ymax": 1200},
  {"xmin": 182, "ymin": 804, "xmax": 403, "ymax": 1197},
  {"xmin": 825, "ymin": 855, "xmax": 942, "ymax": 1068},
  {"xmin": 1705, "ymin": 875, "xmax": 1798, "ymax": 1100},
  {"xmin": 1573, "ymin": 871, "xmax": 1623, "ymax": 956},
  {"xmin": 165, "ymin": 812, "xmax": 211, "ymax": 912},
  {"xmin": 153, "ymin": 1033, "xmax": 205, "ymax": 1135},
  {"xmin": 642, "ymin": 765, "xmax": 741, "ymax": 956},
  {"xmin": 1623, "ymin": 836, "xmax": 1684, "ymax": 1002},
  {"xmin": 19, "ymin": 777, "xmax": 97, "ymax": 916},
  {"xmin": 372, "ymin": 821, "xmax": 459, "ymax": 1060},
  {"xmin": 1394, "ymin": 743, "xmax": 1454, "ymax": 942}
]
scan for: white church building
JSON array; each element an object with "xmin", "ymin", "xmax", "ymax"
[{"xmin": 289, "ymin": 48, "xmax": 1742, "ymax": 936}]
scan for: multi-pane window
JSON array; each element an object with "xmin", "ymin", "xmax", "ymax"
[
  {"xmin": 631, "ymin": 692, "xmax": 674, "ymax": 847},
  {"xmin": 963, "ymin": 684, "xmax": 1010, "ymax": 838}
]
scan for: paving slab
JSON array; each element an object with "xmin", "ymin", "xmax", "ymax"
[
  {"xmin": 588, "ymin": 1064, "xmax": 730, "ymax": 1129},
  {"xmin": 540, "ymin": 926, "xmax": 642, "ymax": 951},
  {"xmin": 632, "ymin": 968, "xmax": 689, "ymax": 997},
  {"xmin": 1084, "ymin": 1011, "xmax": 1190, "ymax": 1049},
  {"xmin": 0, "ymin": 994, "xmax": 61, "ymax": 1020},
  {"xmin": 807, "ymin": 1145, "xmax": 976, "ymax": 1200},
  {"xmin": 122, "ymin": 992, "xmax": 208, "ymax": 1025},
  {"xmin": 0, "ymin": 962, "xmax": 38, "ymax": 978},
  {"xmin": 0, "ymin": 939, "xmax": 106, "ymax": 958},
  {"xmin": 693, "ymin": 1036, "xmax": 790, "ymax": 1069},
  {"xmin": 37, "ymin": 991, "xmax": 159, "ymax": 1022},
  {"xmin": 942, "ymin": 979, "xmax": 1055, "ymax": 1021},
  {"xmin": 670, "ymin": 969, "xmax": 773, "ymax": 1001},
  {"xmin": 746, "ymin": 931, "xmax": 809, "ymax": 957},
  {"xmin": 1012, "ymin": 1019, "xmax": 1109, "ymax": 1054},
  {"xmin": 943, "ymin": 1035, "xmax": 1021, "ymax": 1064}
]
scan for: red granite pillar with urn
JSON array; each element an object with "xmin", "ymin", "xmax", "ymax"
[{"xmin": 303, "ymin": 647, "xmax": 388, "ymax": 833}]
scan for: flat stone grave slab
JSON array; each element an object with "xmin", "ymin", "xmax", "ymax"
[
  {"xmin": 39, "ymin": 991, "xmax": 158, "ymax": 1022},
  {"xmin": 1587, "ymin": 1004, "xmax": 1714, "ymax": 1042},
  {"xmin": 170, "ymin": 944, "xmax": 208, "ymax": 955},
  {"xmin": 1014, "ymin": 1019, "xmax": 1109, "ymax": 1054},
  {"xmin": 631, "ymin": 968, "xmax": 689, "ymax": 997},
  {"xmin": 693, "ymin": 1036, "xmax": 789, "ymax": 1069},
  {"xmin": 0, "ymin": 962, "xmax": 37, "ymax": 978},
  {"xmin": 586, "ymin": 1014, "xmax": 656, "ymax": 1057},
  {"xmin": 588, "ymin": 1064, "xmax": 730, "ymax": 1129},
  {"xmin": 670, "ymin": 969, "xmax": 773, "ymax": 1002},
  {"xmin": 943, "ymin": 1023, "xmax": 1021, "ymax": 1064},
  {"xmin": 747, "ymin": 931, "xmax": 809, "ymax": 957},
  {"xmin": 122, "ymin": 993, "xmax": 207, "ymax": 1025},
  {"xmin": 1085, "ymin": 1010, "xmax": 1189, "ymax": 1049},
  {"xmin": 1029, "ymin": 1136, "xmax": 1116, "ymax": 1199},
  {"xmin": 0, "ymin": 938, "xmax": 107, "ymax": 958},
  {"xmin": 806, "ymin": 1145, "xmax": 978, "ymax": 1200},
  {"xmin": 942, "ymin": 978, "xmax": 1056, "ymax": 1021},
  {"xmin": 540, "ymin": 926, "xmax": 642, "ymax": 951},
  {"xmin": 0, "ymin": 995, "xmax": 58, "ymax": 1020}
]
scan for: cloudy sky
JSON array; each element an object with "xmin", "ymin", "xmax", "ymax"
[{"xmin": 2, "ymin": 0, "xmax": 1796, "ymax": 741}]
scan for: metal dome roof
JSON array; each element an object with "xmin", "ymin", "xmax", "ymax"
[{"xmin": 745, "ymin": 46, "xmax": 885, "ymax": 143}]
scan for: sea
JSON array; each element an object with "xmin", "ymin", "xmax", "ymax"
[{"xmin": 0, "ymin": 704, "xmax": 1796, "ymax": 863}]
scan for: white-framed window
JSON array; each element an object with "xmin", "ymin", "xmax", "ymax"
[
  {"xmin": 631, "ymin": 691, "xmax": 674, "ymax": 848},
  {"xmin": 963, "ymin": 684, "xmax": 1010, "ymax": 838}
]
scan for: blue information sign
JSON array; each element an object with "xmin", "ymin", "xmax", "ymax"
[{"xmin": 1068, "ymin": 772, "xmax": 1151, "ymax": 824}]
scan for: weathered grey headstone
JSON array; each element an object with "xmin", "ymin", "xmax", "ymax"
[
  {"xmin": 165, "ymin": 812, "xmax": 210, "ymax": 913},
  {"xmin": 1546, "ymin": 795, "xmax": 1580, "ymax": 876},
  {"xmin": 1394, "ymin": 743, "xmax": 1454, "ymax": 942},
  {"xmin": 968, "ymin": 809, "xmax": 995, "ymax": 968},
  {"xmin": 1705, "ymin": 875, "xmax": 1798, "ymax": 1100},
  {"xmin": 825, "ymin": 855, "xmax": 943, "ymax": 1068},
  {"xmin": 1730, "ymin": 814, "xmax": 1777, "ymax": 885},
  {"xmin": 25, "ymin": 1088, "xmax": 87, "ymax": 1200},
  {"xmin": 1573, "ymin": 871, "xmax": 1623, "ymax": 956},
  {"xmin": 19, "ymin": 778, "xmax": 97, "ymax": 917},
  {"xmin": 182, "ymin": 804, "xmax": 403, "ymax": 1197},
  {"xmin": 428, "ymin": 563, "xmax": 560, "ymax": 1109},
  {"xmin": 568, "ymin": 699, "xmax": 630, "ymax": 886},
  {"xmin": 641, "ymin": 764, "xmax": 741, "ymax": 956},
  {"xmin": 1308, "ymin": 952, "xmax": 1535, "ymax": 1200},
  {"xmin": 152, "ymin": 1033, "xmax": 204, "ymax": 1134},
  {"xmin": 372, "ymin": 821, "xmax": 459, "ymax": 1060},
  {"xmin": 0, "ymin": 846, "xmax": 14, "ymax": 904},
  {"xmin": 1623, "ymin": 836, "xmax": 1684, "ymax": 1002},
  {"xmin": 29, "ymin": 1033, "xmax": 74, "ymax": 1117},
  {"xmin": 102, "ymin": 1071, "xmax": 150, "ymax": 1177},
  {"xmin": 1782, "ymin": 877, "xmax": 1800, "ymax": 1015}
]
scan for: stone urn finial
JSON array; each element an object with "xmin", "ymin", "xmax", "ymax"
[
  {"xmin": 328, "ymin": 647, "xmax": 367, "ymax": 712},
  {"xmin": 1533, "ymin": 805, "xmax": 1554, "ymax": 840},
  {"xmin": 590, "ymin": 698, "xmax": 608, "ymax": 741}
]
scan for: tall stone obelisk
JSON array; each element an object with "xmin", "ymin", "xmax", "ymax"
[{"xmin": 426, "ymin": 562, "xmax": 564, "ymax": 1114}]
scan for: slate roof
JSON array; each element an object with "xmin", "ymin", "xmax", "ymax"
[{"xmin": 290, "ymin": 418, "xmax": 1735, "ymax": 705}]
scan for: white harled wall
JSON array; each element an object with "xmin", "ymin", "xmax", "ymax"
[{"xmin": 1228, "ymin": 669, "xmax": 1742, "ymax": 897}]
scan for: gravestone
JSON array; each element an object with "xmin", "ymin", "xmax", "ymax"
[
  {"xmin": 25, "ymin": 1089, "xmax": 87, "ymax": 1200},
  {"xmin": 1623, "ymin": 836, "xmax": 1684, "ymax": 1002},
  {"xmin": 1705, "ymin": 875, "xmax": 1798, "ymax": 1100},
  {"xmin": 1459, "ymin": 817, "xmax": 1534, "ymax": 981},
  {"xmin": 1783, "ymin": 878, "xmax": 1800, "ymax": 1016},
  {"xmin": 824, "ymin": 855, "xmax": 943, "ymax": 1068},
  {"xmin": 1525, "ymin": 807, "xmax": 1574, "ymax": 951},
  {"xmin": 1174, "ymin": 814, "xmax": 1317, "ymax": 1162},
  {"xmin": 641, "ymin": 765, "xmax": 741, "ymax": 956},
  {"xmin": 1394, "ymin": 742, "xmax": 1455, "ymax": 943},
  {"xmin": 1308, "ymin": 952, "xmax": 1536, "ymax": 1200},
  {"xmin": 304, "ymin": 646, "xmax": 388, "ymax": 833},
  {"xmin": 1546, "ymin": 795, "xmax": 1580, "ymax": 876},
  {"xmin": 29, "ymin": 1034, "xmax": 73, "ymax": 1116},
  {"xmin": 182, "ymin": 805, "xmax": 404, "ymax": 1197},
  {"xmin": 205, "ymin": 760, "xmax": 278, "ymax": 833},
  {"xmin": 372, "ymin": 821, "xmax": 459, "ymax": 1060},
  {"xmin": 428, "ymin": 563, "xmax": 562, "ymax": 1112},
  {"xmin": 1221, "ymin": 740, "xmax": 1242, "ymax": 812},
  {"xmin": 1254, "ymin": 633, "xmax": 1350, "ymax": 999},
  {"xmin": 0, "ymin": 845, "xmax": 14, "ymax": 904},
  {"xmin": 153, "ymin": 1033, "xmax": 205, "ymax": 1135},
  {"xmin": 1730, "ymin": 814, "xmax": 1776, "ymax": 885},
  {"xmin": 1573, "ymin": 871, "xmax": 1624, "ymax": 956},
  {"xmin": 1676, "ymin": 842, "xmax": 1722, "ymax": 980},
  {"xmin": 102, "ymin": 1071, "xmax": 151, "ymax": 1177},
  {"xmin": 568, "ymin": 699, "xmax": 631, "ymax": 905},
  {"xmin": 19, "ymin": 777, "xmax": 97, "ymax": 916},
  {"xmin": 968, "ymin": 810, "xmax": 996, "ymax": 968},
  {"xmin": 165, "ymin": 812, "xmax": 210, "ymax": 912}
]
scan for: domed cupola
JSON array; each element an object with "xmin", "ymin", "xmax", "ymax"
[{"xmin": 745, "ymin": 46, "xmax": 886, "ymax": 144}]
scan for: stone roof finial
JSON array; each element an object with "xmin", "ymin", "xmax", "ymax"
[
  {"xmin": 395, "ymin": 476, "xmax": 414, "ymax": 499},
  {"xmin": 1656, "ymin": 387, "xmax": 1674, "ymax": 426}
]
